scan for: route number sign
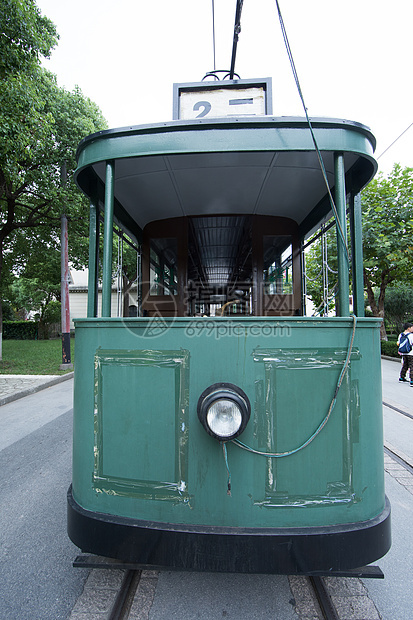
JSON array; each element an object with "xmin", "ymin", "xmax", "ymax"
[{"xmin": 173, "ymin": 78, "xmax": 272, "ymax": 121}]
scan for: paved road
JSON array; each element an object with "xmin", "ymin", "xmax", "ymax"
[
  {"xmin": 0, "ymin": 379, "xmax": 88, "ymax": 620},
  {"xmin": 361, "ymin": 358, "xmax": 413, "ymax": 620},
  {"xmin": 1, "ymin": 361, "xmax": 412, "ymax": 619},
  {"xmin": 143, "ymin": 359, "xmax": 413, "ymax": 620},
  {"xmin": 381, "ymin": 358, "xmax": 413, "ymax": 459}
]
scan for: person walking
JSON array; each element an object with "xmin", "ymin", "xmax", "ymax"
[{"xmin": 397, "ymin": 322, "xmax": 413, "ymax": 385}]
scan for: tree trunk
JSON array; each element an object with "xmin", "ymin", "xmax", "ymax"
[
  {"xmin": 364, "ymin": 268, "xmax": 388, "ymax": 340},
  {"xmin": 122, "ymin": 273, "xmax": 137, "ymax": 317},
  {"xmin": 0, "ymin": 194, "xmax": 16, "ymax": 361}
]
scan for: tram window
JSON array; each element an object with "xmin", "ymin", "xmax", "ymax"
[
  {"xmin": 149, "ymin": 238, "xmax": 178, "ymax": 296},
  {"xmin": 263, "ymin": 236, "xmax": 293, "ymax": 296}
]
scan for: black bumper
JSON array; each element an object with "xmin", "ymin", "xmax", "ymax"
[{"xmin": 67, "ymin": 486, "xmax": 391, "ymax": 574}]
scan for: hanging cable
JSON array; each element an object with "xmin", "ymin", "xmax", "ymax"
[
  {"xmin": 232, "ymin": 314, "xmax": 357, "ymax": 457},
  {"xmin": 229, "ymin": 0, "xmax": 244, "ymax": 79},
  {"xmin": 211, "ymin": 0, "xmax": 216, "ymax": 72},
  {"xmin": 274, "ymin": 0, "xmax": 350, "ymax": 266},
  {"xmin": 221, "ymin": 442, "xmax": 232, "ymax": 495}
]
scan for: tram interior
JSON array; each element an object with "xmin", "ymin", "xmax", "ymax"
[{"xmin": 143, "ymin": 214, "xmax": 300, "ymax": 318}]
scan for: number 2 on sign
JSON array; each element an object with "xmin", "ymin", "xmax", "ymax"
[{"xmin": 193, "ymin": 101, "xmax": 212, "ymax": 118}]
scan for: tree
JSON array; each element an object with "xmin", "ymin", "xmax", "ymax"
[
  {"xmin": 8, "ymin": 234, "xmax": 61, "ymax": 331},
  {"xmin": 362, "ymin": 164, "xmax": 413, "ymax": 339},
  {"xmin": 115, "ymin": 234, "xmax": 140, "ymax": 317},
  {"xmin": 304, "ymin": 226, "xmax": 338, "ymax": 315},
  {"xmin": 1, "ymin": 1, "xmax": 107, "ymax": 358},
  {"xmin": 0, "ymin": 0, "xmax": 58, "ymax": 77},
  {"xmin": 304, "ymin": 165, "xmax": 413, "ymax": 338},
  {"xmin": 0, "ymin": 68, "xmax": 107, "ymax": 354},
  {"xmin": 383, "ymin": 284, "xmax": 413, "ymax": 336}
]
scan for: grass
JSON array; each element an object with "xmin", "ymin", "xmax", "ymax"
[{"xmin": 0, "ymin": 339, "xmax": 74, "ymax": 375}]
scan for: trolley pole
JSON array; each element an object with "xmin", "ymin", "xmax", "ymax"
[
  {"xmin": 229, "ymin": 0, "xmax": 244, "ymax": 79},
  {"xmin": 60, "ymin": 163, "xmax": 73, "ymax": 370}
]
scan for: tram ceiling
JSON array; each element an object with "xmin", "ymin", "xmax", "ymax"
[
  {"xmin": 75, "ymin": 118, "xmax": 376, "ymax": 238},
  {"xmin": 86, "ymin": 149, "xmax": 362, "ymax": 231}
]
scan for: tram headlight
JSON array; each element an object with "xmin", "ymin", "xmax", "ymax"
[{"xmin": 197, "ymin": 383, "xmax": 250, "ymax": 441}]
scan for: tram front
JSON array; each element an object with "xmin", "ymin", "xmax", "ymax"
[{"xmin": 68, "ymin": 115, "xmax": 390, "ymax": 574}]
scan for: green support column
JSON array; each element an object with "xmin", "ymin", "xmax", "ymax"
[
  {"xmin": 102, "ymin": 161, "xmax": 115, "ymax": 317},
  {"xmin": 300, "ymin": 240, "xmax": 306, "ymax": 316},
  {"xmin": 87, "ymin": 190, "xmax": 99, "ymax": 318},
  {"xmin": 350, "ymin": 192, "xmax": 365, "ymax": 317},
  {"xmin": 334, "ymin": 153, "xmax": 350, "ymax": 316}
]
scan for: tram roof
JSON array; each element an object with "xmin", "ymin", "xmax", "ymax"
[{"xmin": 74, "ymin": 116, "xmax": 377, "ymax": 242}]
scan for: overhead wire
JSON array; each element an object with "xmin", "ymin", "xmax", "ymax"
[
  {"xmin": 377, "ymin": 122, "xmax": 413, "ymax": 160},
  {"xmin": 206, "ymin": 0, "xmax": 243, "ymax": 81},
  {"xmin": 218, "ymin": 3, "xmax": 357, "ymax": 469},
  {"xmin": 211, "ymin": 0, "xmax": 216, "ymax": 72},
  {"xmin": 274, "ymin": 0, "xmax": 350, "ymax": 266},
  {"xmin": 210, "ymin": 2, "xmax": 357, "ymax": 477}
]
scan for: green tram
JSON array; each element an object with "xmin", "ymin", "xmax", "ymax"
[{"xmin": 68, "ymin": 114, "xmax": 391, "ymax": 574}]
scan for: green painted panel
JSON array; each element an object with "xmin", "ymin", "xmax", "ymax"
[
  {"xmin": 72, "ymin": 317, "xmax": 385, "ymax": 529},
  {"xmin": 251, "ymin": 348, "xmax": 361, "ymax": 507},
  {"xmin": 93, "ymin": 348, "xmax": 189, "ymax": 501}
]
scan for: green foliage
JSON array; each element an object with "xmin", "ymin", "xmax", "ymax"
[
  {"xmin": 304, "ymin": 226, "xmax": 338, "ymax": 314},
  {"xmin": 383, "ymin": 284, "xmax": 413, "ymax": 335},
  {"xmin": 2, "ymin": 235, "xmax": 60, "ymax": 329},
  {"xmin": 0, "ymin": 67, "xmax": 106, "ymax": 273},
  {"xmin": 380, "ymin": 339, "xmax": 399, "ymax": 358},
  {"xmin": 3, "ymin": 319, "xmax": 37, "ymax": 339},
  {"xmin": 0, "ymin": 0, "xmax": 58, "ymax": 77},
  {"xmin": 362, "ymin": 165, "xmax": 413, "ymax": 286},
  {"xmin": 305, "ymin": 165, "xmax": 413, "ymax": 328},
  {"xmin": 10, "ymin": 276, "xmax": 55, "ymax": 314},
  {"xmin": 361, "ymin": 164, "xmax": 413, "ymax": 338},
  {"xmin": 0, "ymin": 66, "xmax": 107, "ymax": 216},
  {"xmin": 0, "ymin": 0, "xmax": 107, "ymax": 355},
  {"xmin": 11, "ymin": 230, "xmax": 61, "ymax": 278},
  {"xmin": 1, "ymin": 300, "xmax": 15, "ymax": 320},
  {"xmin": 113, "ymin": 232, "xmax": 140, "ymax": 316},
  {"xmin": 42, "ymin": 299, "xmax": 60, "ymax": 324}
]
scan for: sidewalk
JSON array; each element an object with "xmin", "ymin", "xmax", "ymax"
[{"xmin": 0, "ymin": 372, "xmax": 74, "ymax": 406}]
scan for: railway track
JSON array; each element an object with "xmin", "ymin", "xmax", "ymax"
[
  {"xmin": 107, "ymin": 569, "xmax": 142, "ymax": 620},
  {"xmin": 291, "ymin": 575, "xmax": 342, "ymax": 620},
  {"xmin": 382, "ymin": 399, "xmax": 413, "ymax": 476},
  {"xmin": 69, "ymin": 563, "xmax": 158, "ymax": 619},
  {"xmin": 384, "ymin": 443, "xmax": 413, "ymax": 475},
  {"xmin": 71, "ymin": 562, "xmax": 382, "ymax": 619},
  {"xmin": 310, "ymin": 576, "xmax": 341, "ymax": 620},
  {"xmin": 383, "ymin": 399, "xmax": 413, "ymax": 421},
  {"xmin": 70, "ymin": 436, "xmax": 413, "ymax": 620}
]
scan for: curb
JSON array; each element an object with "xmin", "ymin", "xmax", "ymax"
[
  {"xmin": 0, "ymin": 372, "xmax": 74, "ymax": 407},
  {"xmin": 381, "ymin": 355, "xmax": 401, "ymax": 363}
]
